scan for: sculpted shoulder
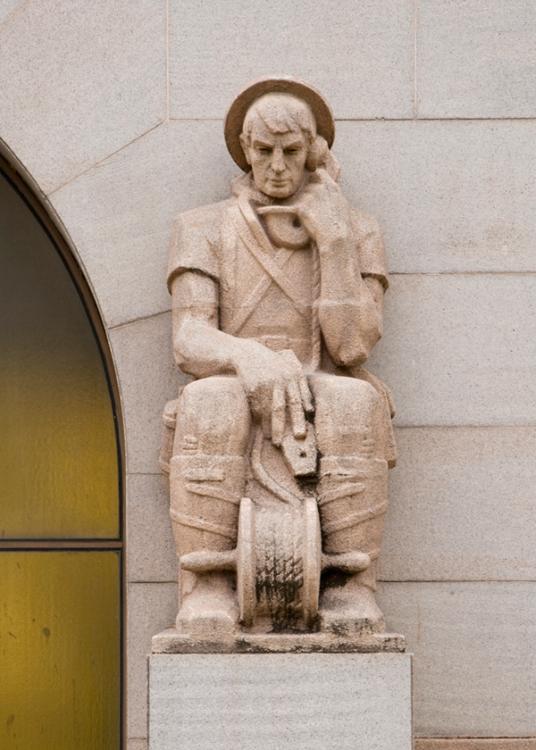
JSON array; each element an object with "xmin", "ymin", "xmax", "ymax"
[
  {"xmin": 349, "ymin": 207, "xmax": 382, "ymax": 243},
  {"xmin": 168, "ymin": 198, "xmax": 235, "ymax": 289},
  {"xmin": 174, "ymin": 198, "xmax": 235, "ymax": 243}
]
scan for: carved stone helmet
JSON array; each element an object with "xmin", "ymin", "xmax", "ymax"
[{"xmin": 224, "ymin": 75, "xmax": 335, "ymax": 172}]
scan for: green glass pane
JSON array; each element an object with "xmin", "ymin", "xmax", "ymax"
[
  {"xmin": 0, "ymin": 551, "xmax": 121, "ymax": 750},
  {"xmin": 0, "ymin": 172, "xmax": 119, "ymax": 538}
]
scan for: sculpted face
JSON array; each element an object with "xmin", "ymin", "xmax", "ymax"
[
  {"xmin": 243, "ymin": 119, "xmax": 308, "ymax": 199},
  {"xmin": 238, "ymin": 93, "xmax": 316, "ymax": 200}
]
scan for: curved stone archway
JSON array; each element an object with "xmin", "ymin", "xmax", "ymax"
[{"xmin": 0, "ymin": 148, "xmax": 124, "ymax": 748}]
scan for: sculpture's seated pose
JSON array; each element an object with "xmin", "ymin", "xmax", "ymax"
[{"xmin": 161, "ymin": 77, "xmax": 397, "ymax": 643}]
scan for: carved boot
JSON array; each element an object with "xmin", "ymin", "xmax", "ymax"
[
  {"xmin": 169, "ymin": 453, "xmax": 246, "ymax": 635},
  {"xmin": 318, "ymin": 454, "xmax": 388, "ymax": 634}
]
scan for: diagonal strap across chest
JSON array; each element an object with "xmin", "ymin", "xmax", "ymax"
[
  {"xmin": 226, "ymin": 245, "xmax": 295, "ymax": 336},
  {"xmin": 227, "ymin": 195, "xmax": 310, "ymax": 336}
]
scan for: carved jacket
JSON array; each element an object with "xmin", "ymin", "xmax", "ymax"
[{"xmin": 168, "ymin": 174, "xmax": 396, "ymax": 465}]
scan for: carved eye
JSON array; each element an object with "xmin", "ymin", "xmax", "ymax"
[{"xmin": 258, "ymin": 147, "xmax": 272, "ymax": 155}]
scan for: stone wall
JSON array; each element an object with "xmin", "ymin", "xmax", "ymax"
[{"xmin": 1, "ymin": 2, "xmax": 535, "ymax": 748}]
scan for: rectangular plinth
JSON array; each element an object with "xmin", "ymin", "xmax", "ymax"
[{"xmin": 149, "ymin": 652, "xmax": 412, "ymax": 750}]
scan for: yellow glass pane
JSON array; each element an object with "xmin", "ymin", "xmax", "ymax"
[
  {"xmin": 0, "ymin": 551, "xmax": 121, "ymax": 749},
  {"xmin": 0, "ymin": 172, "xmax": 119, "ymax": 538}
]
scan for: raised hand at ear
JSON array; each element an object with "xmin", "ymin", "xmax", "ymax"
[
  {"xmin": 306, "ymin": 135, "xmax": 329, "ymax": 171},
  {"xmin": 306, "ymin": 135, "xmax": 341, "ymax": 181},
  {"xmin": 293, "ymin": 166, "xmax": 352, "ymax": 248}
]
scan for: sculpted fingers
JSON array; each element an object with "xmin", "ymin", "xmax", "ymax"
[
  {"xmin": 292, "ymin": 195, "xmax": 314, "ymax": 228},
  {"xmin": 271, "ymin": 382, "xmax": 286, "ymax": 446},
  {"xmin": 279, "ymin": 349, "xmax": 312, "ymax": 418},
  {"xmin": 287, "ymin": 380, "xmax": 306, "ymax": 439},
  {"xmin": 298, "ymin": 373, "xmax": 314, "ymax": 414}
]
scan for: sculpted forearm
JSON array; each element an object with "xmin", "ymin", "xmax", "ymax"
[
  {"xmin": 290, "ymin": 166, "xmax": 387, "ymax": 368},
  {"xmin": 318, "ymin": 272, "xmax": 384, "ymax": 367},
  {"xmin": 174, "ymin": 316, "xmax": 234, "ymax": 377}
]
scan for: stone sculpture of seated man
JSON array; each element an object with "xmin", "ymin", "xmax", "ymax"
[{"xmin": 161, "ymin": 77, "xmax": 397, "ymax": 644}]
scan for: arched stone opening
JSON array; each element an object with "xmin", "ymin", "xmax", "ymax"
[{"xmin": 0, "ymin": 147, "xmax": 125, "ymax": 749}]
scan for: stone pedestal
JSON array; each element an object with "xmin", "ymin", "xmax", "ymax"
[{"xmin": 149, "ymin": 651, "xmax": 412, "ymax": 750}]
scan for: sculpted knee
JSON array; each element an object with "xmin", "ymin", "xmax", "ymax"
[
  {"xmin": 176, "ymin": 376, "xmax": 250, "ymax": 454},
  {"xmin": 344, "ymin": 378, "xmax": 380, "ymax": 415},
  {"xmin": 314, "ymin": 376, "xmax": 381, "ymax": 456},
  {"xmin": 317, "ymin": 377, "xmax": 379, "ymax": 420}
]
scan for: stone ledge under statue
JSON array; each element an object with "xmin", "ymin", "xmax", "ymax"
[{"xmin": 152, "ymin": 626, "xmax": 405, "ymax": 655}]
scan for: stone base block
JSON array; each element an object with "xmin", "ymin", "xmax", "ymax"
[{"xmin": 149, "ymin": 652, "xmax": 412, "ymax": 750}]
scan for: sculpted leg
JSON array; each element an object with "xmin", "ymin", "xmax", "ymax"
[
  {"xmin": 169, "ymin": 376, "xmax": 249, "ymax": 634},
  {"xmin": 311, "ymin": 374, "xmax": 389, "ymax": 633}
]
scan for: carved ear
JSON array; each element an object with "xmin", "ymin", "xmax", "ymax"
[{"xmin": 239, "ymin": 134, "xmax": 252, "ymax": 166}]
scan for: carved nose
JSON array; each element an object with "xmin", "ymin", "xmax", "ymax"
[{"xmin": 271, "ymin": 149, "xmax": 285, "ymax": 173}]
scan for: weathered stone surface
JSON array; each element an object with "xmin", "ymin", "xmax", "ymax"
[
  {"xmin": 127, "ymin": 474, "xmax": 176, "ymax": 583},
  {"xmin": 418, "ymin": 0, "xmax": 536, "ymax": 118},
  {"xmin": 149, "ymin": 653, "xmax": 412, "ymax": 750},
  {"xmin": 0, "ymin": 0, "xmax": 165, "ymax": 194},
  {"xmin": 416, "ymin": 741, "xmax": 536, "ymax": 749},
  {"xmin": 377, "ymin": 582, "xmax": 536, "ymax": 737},
  {"xmin": 380, "ymin": 426, "xmax": 536, "ymax": 581},
  {"xmin": 127, "ymin": 583, "xmax": 177, "ymax": 740},
  {"xmin": 151, "ymin": 627, "xmax": 405, "ymax": 655},
  {"xmin": 51, "ymin": 122, "xmax": 235, "ymax": 327},
  {"xmin": 128, "ymin": 741, "xmax": 148, "ymax": 750},
  {"xmin": 169, "ymin": 0, "xmax": 414, "ymax": 119},
  {"xmin": 337, "ymin": 121, "xmax": 536, "ymax": 273},
  {"xmin": 0, "ymin": 0, "xmax": 20, "ymax": 25},
  {"xmin": 109, "ymin": 312, "xmax": 183, "ymax": 474},
  {"xmin": 369, "ymin": 274, "xmax": 536, "ymax": 426},
  {"xmin": 0, "ymin": 2, "xmax": 533, "ymax": 744}
]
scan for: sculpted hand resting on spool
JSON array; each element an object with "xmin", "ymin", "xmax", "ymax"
[{"xmin": 160, "ymin": 77, "xmax": 401, "ymax": 650}]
